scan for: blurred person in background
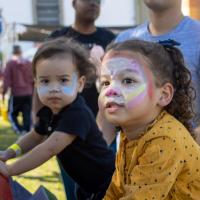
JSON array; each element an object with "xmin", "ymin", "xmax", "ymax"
[
  {"xmin": 2, "ymin": 45, "xmax": 33, "ymax": 135},
  {"xmin": 115, "ymin": 0, "xmax": 200, "ymax": 143}
]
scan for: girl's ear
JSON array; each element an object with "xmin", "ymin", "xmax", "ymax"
[
  {"xmin": 78, "ymin": 76, "xmax": 86, "ymax": 93},
  {"xmin": 158, "ymin": 83, "xmax": 174, "ymax": 107}
]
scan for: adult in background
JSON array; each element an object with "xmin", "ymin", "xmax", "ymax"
[
  {"xmin": 115, "ymin": 0, "xmax": 200, "ymax": 142},
  {"xmin": 2, "ymin": 45, "xmax": 33, "ymax": 135}
]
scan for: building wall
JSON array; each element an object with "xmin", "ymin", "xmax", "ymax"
[
  {"xmin": 4, "ymin": 1, "xmax": 197, "ymax": 56},
  {"xmin": 134, "ymin": 0, "xmax": 148, "ymax": 24},
  {"xmin": 0, "ymin": 0, "xmax": 34, "ymax": 61},
  {"xmin": 62, "ymin": 0, "xmax": 136, "ymax": 27},
  {"xmin": 0, "ymin": 0, "xmax": 136, "ymax": 27},
  {"xmin": 1, "ymin": 0, "xmax": 198, "ymax": 29},
  {"xmin": 0, "ymin": 0, "xmax": 137, "ymax": 58},
  {"xmin": 189, "ymin": 0, "xmax": 200, "ymax": 19},
  {"xmin": 0, "ymin": 0, "xmax": 33, "ymax": 24},
  {"xmin": 136, "ymin": 0, "xmax": 200, "ymax": 24}
]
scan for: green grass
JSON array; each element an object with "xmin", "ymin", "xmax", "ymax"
[{"xmin": 0, "ymin": 117, "xmax": 66, "ymax": 199}]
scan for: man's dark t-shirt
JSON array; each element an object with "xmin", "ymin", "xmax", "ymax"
[
  {"xmin": 34, "ymin": 95, "xmax": 115, "ymax": 196},
  {"xmin": 49, "ymin": 26, "xmax": 115, "ymax": 117}
]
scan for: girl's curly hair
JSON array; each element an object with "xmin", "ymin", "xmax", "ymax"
[{"xmin": 106, "ymin": 39, "xmax": 196, "ymax": 132}]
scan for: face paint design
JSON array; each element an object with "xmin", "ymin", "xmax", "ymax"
[
  {"xmin": 100, "ymin": 57, "xmax": 153, "ymax": 109},
  {"xmin": 37, "ymin": 73, "xmax": 78, "ymax": 98},
  {"xmin": 60, "ymin": 73, "xmax": 78, "ymax": 96},
  {"xmin": 126, "ymin": 83, "xmax": 147, "ymax": 108}
]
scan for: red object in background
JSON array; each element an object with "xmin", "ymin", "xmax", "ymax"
[{"xmin": 0, "ymin": 175, "xmax": 13, "ymax": 200}]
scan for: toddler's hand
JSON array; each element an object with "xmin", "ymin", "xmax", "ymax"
[
  {"xmin": 0, "ymin": 161, "xmax": 9, "ymax": 177},
  {"xmin": 90, "ymin": 45, "xmax": 104, "ymax": 76},
  {"xmin": 0, "ymin": 151, "xmax": 8, "ymax": 162}
]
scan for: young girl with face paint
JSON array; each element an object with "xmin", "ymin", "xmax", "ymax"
[
  {"xmin": 0, "ymin": 38, "xmax": 115, "ymax": 200},
  {"xmin": 99, "ymin": 39, "xmax": 200, "ymax": 199}
]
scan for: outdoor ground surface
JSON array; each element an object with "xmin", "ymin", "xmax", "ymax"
[{"xmin": 0, "ymin": 116, "xmax": 66, "ymax": 199}]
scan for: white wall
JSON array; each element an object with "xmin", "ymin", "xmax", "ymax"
[
  {"xmin": 0, "ymin": 0, "xmax": 34, "ymax": 60},
  {"xmin": 97, "ymin": 0, "xmax": 135, "ymax": 26},
  {"xmin": 0, "ymin": 0, "xmax": 33, "ymax": 24},
  {"xmin": 63, "ymin": 0, "xmax": 135, "ymax": 27},
  {"xmin": 62, "ymin": 0, "xmax": 74, "ymax": 25},
  {"xmin": 0, "ymin": 0, "xmax": 136, "ymax": 58},
  {"xmin": 0, "ymin": 0, "xmax": 136, "ymax": 27}
]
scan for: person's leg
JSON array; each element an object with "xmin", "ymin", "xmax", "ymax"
[
  {"xmin": 8, "ymin": 96, "xmax": 22, "ymax": 134},
  {"xmin": 21, "ymin": 96, "xmax": 32, "ymax": 132}
]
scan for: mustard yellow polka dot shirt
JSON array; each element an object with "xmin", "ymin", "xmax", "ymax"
[{"xmin": 103, "ymin": 111, "xmax": 200, "ymax": 200}]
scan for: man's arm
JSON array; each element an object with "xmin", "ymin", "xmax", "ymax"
[{"xmin": 96, "ymin": 110, "xmax": 116, "ymax": 145}]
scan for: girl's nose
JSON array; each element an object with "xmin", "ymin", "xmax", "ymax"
[
  {"xmin": 105, "ymin": 88, "xmax": 120, "ymax": 97},
  {"xmin": 49, "ymin": 85, "xmax": 61, "ymax": 93},
  {"xmin": 50, "ymin": 89, "xmax": 60, "ymax": 93}
]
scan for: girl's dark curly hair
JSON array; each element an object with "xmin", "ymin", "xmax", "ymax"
[
  {"xmin": 105, "ymin": 39, "xmax": 196, "ymax": 132},
  {"xmin": 32, "ymin": 37, "xmax": 97, "ymax": 88}
]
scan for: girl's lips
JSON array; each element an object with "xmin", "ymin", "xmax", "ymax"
[
  {"xmin": 105, "ymin": 102, "xmax": 124, "ymax": 113},
  {"xmin": 48, "ymin": 97, "xmax": 61, "ymax": 102},
  {"xmin": 106, "ymin": 101, "xmax": 124, "ymax": 108}
]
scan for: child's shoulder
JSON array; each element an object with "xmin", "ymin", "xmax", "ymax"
[
  {"xmin": 59, "ymin": 96, "xmax": 95, "ymax": 123},
  {"xmin": 140, "ymin": 111, "xmax": 192, "ymax": 146},
  {"xmin": 131, "ymin": 111, "xmax": 195, "ymax": 162},
  {"xmin": 63, "ymin": 95, "xmax": 93, "ymax": 114}
]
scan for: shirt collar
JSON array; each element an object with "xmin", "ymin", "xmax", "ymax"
[{"xmin": 121, "ymin": 110, "xmax": 167, "ymax": 142}]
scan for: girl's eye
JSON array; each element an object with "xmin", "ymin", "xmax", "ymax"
[
  {"xmin": 122, "ymin": 78, "xmax": 136, "ymax": 85},
  {"xmin": 60, "ymin": 78, "xmax": 69, "ymax": 83},
  {"xmin": 41, "ymin": 79, "xmax": 49, "ymax": 84},
  {"xmin": 101, "ymin": 80, "xmax": 110, "ymax": 87}
]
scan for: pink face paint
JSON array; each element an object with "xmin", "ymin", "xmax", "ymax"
[
  {"xmin": 105, "ymin": 88, "xmax": 120, "ymax": 97},
  {"xmin": 100, "ymin": 57, "xmax": 155, "ymax": 110},
  {"xmin": 126, "ymin": 83, "xmax": 147, "ymax": 109},
  {"xmin": 142, "ymin": 66, "xmax": 154, "ymax": 99}
]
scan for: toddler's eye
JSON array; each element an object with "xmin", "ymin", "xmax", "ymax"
[
  {"xmin": 60, "ymin": 78, "xmax": 69, "ymax": 83},
  {"xmin": 101, "ymin": 80, "xmax": 110, "ymax": 87},
  {"xmin": 41, "ymin": 79, "xmax": 49, "ymax": 84},
  {"xmin": 122, "ymin": 78, "xmax": 136, "ymax": 85}
]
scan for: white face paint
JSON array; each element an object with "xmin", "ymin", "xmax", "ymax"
[
  {"xmin": 99, "ymin": 52, "xmax": 162, "ymax": 132},
  {"xmin": 100, "ymin": 57, "xmax": 148, "ymax": 109},
  {"xmin": 37, "ymin": 73, "xmax": 78, "ymax": 98},
  {"xmin": 35, "ymin": 57, "xmax": 85, "ymax": 114}
]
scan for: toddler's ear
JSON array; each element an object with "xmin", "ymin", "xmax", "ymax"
[
  {"xmin": 158, "ymin": 83, "xmax": 174, "ymax": 107},
  {"xmin": 78, "ymin": 76, "xmax": 86, "ymax": 93}
]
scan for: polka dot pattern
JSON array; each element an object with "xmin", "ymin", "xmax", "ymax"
[{"xmin": 103, "ymin": 111, "xmax": 200, "ymax": 200}]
